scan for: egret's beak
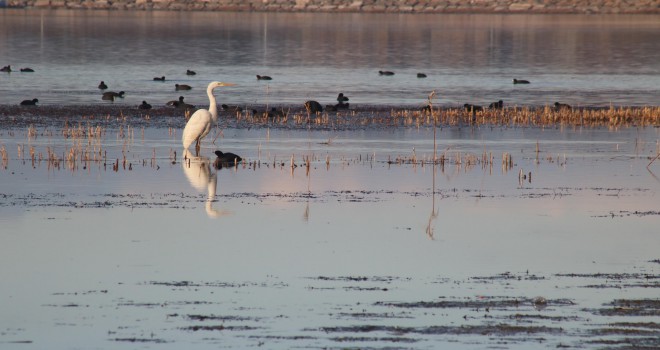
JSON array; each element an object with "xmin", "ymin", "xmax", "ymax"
[{"xmin": 220, "ymin": 82, "xmax": 236, "ymax": 87}]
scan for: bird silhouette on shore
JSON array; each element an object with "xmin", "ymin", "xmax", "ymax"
[
  {"xmin": 102, "ymin": 91, "xmax": 124, "ymax": 101},
  {"xmin": 167, "ymin": 96, "xmax": 195, "ymax": 110},
  {"xmin": 489, "ymin": 100, "xmax": 504, "ymax": 109},
  {"xmin": 304, "ymin": 100, "xmax": 323, "ymax": 114},
  {"xmin": 20, "ymin": 98, "xmax": 38, "ymax": 106},
  {"xmin": 167, "ymin": 96, "xmax": 185, "ymax": 107},
  {"xmin": 464, "ymin": 103, "xmax": 483, "ymax": 112},
  {"xmin": 256, "ymin": 75, "xmax": 272, "ymax": 80},
  {"xmin": 98, "ymin": 81, "xmax": 108, "ymax": 89}
]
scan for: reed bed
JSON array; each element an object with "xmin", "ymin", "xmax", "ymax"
[
  {"xmin": 1, "ymin": 105, "xmax": 658, "ymax": 131},
  {"xmin": 1, "ymin": 104, "xmax": 655, "ymax": 177},
  {"xmin": 225, "ymin": 105, "xmax": 660, "ymax": 130}
]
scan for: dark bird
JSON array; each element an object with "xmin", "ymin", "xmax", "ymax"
[
  {"xmin": 153, "ymin": 76, "xmax": 165, "ymax": 81},
  {"xmin": 379, "ymin": 70, "xmax": 395, "ymax": 76},
  {"xmin": 513, "ymin": 79, "xmax": 530, "ymax": 84},
  {"xmin": 337, "ymin": 93, "xmax": 349, "ymax": 103},
  {"xmin": 167, "ymin": 96, "xmax": 195, "ymax": 110},
  {"xmin": 186, "ymin": 69, "xmax": 196, "ymax": 75},
  {"xmin": 304, "ymin": 100, "xmax": 323, "ymax": 114},
  {"xmin": 20, "ymin": 67, "xmax": 35, "ymax": 72},
  {"xmin": 222, "ymin": 104, "xmax": 243, "ymax": 114},
  {"xmin": 178, "ymin": 102, "xmax": 196, "ymax": 110},
  {"xmin": 417, "ymin": 73, "xmax": 427, "ymax": 78},
  {"xmin": 256, "ymin": 75, "xmax": 272, "ymax": 80},
  {"xmin": 326, "ymin": 104, "xmax": 349, "ymax": 111},
  {"xmin": 1, "ymin": 65, "xmax": 11, "ymax": 72},
  {"xmin": 102, "ymin": 91, "xmax": 124, "ymax": 101},
  {"xmin": 175, "ymin": 84, "xmax": 192, "ymax": 91},
  {"xmin": 554, "ymin": 102, "xmax": 572, "ymax": 110},
  {"xmin": 167, "ymin": 96, "xmax": 185, "ymax": 107},
  {"xmin": 252, "ymin": 107, "xmax": 285, "ymax": 119},
  {"xmin": 138, "ymin": 101, "xmax": 152, "ymax": 110},
  {"xmin": 20, "ymin": 98, "xmax": 38, "ymax": 106},
  {"xmin": 268, "ymin": 107, "xmax": 285, "ymax": 118},
  {"xmin": 98, "ymin": 81, "xmax": 108, "ymax": 89},
  {"xmin": 464, "ymin": 103, "xmax": 483, "ymax": 112},
  {"xmin": 214, "ymin": 150, "xmax": 242, "ymax": 168},
  {"xmin": 489, "ymin": 100, "xmax": 504, "ymax": 109}
]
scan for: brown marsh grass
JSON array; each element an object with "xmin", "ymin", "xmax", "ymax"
[
  {"xmin": 1, "ymin": 105, "xmax": 658, "ymax": 131},
  {"xmin": 218, "ymin": 105, "xmax": 660, "ymax": 130}
]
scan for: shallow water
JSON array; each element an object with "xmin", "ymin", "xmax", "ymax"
[
  {"xmin": 1, "ymin": 10, "xmax": 660, "ymax": 108},
  {"xmin": 0, "ymin": 122, "xmax": 658, "ymax": 348}
]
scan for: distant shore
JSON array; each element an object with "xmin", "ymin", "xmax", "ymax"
[{"xmin": 2, "ymin": 0, "xmax": 660, "ymax": 14}]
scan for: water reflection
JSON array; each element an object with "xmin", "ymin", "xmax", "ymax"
[
  {"xmin": 425, "ymin": 162, "xmax": 438, "ymax": 240},
  {"xmin": 181, "ymin": 149, "xmax": 232, "ymax": 218},
  {"xmin": 1, "ymin": 11, "xmax": 659, "ymax": 106}
]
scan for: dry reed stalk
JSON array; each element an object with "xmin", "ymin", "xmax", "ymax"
[
  {"xmin": 30, "ymin": 146, "xmax": 35, "ymax": 166},
  {"xmin": 305, "ymin": 156, "xmax": 311, "ymax": 176},
  {"xmin": 0, "ymin": 145, "xmax": 8, "ymax": 169},
  {"xmin": 27, "ymin": 124, "xmax": 37, "ymax": 139},
  {"xmin": 152, "ymin": 148, "xmax": 156, "ymax": 168}
]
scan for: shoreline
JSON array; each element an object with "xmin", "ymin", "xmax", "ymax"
[
  {"xmin": 2, "ymin": 0, "xmax": 660, "ymax": 14},
  {"xmin": 2, "ymin": 104, "xmax": 659, "ymax": 130}
]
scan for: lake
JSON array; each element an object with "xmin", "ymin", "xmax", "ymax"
[
  {"xmin": 1, "ymin": 10, "xmax": 660, "ymax": 108},
  {"xmin": 0, "ymin": 9, "xmax": 659, "ymax": 350}
]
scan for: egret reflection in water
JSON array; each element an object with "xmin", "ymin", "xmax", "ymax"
[{"xmin": 181, "ymin": 150, "xmax": 232, "ymax": 218}]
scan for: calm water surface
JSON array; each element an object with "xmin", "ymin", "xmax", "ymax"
[
  {"xmin": 1, "ymin": 9, "xmax": 659, "ymax": 349},
  {"xmin": 0, "ymin": 123, "xmax": 659, "ymax": 348},
  {"xmin": 1, "ymin": 10, "xmax": 659, "ymax": 107}
]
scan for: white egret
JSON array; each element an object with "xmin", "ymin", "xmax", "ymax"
[{"xmin": 182, "ymin": 81, "xmax": 235, "ymax": 156}]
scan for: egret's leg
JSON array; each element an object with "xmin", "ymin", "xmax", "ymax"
[{"xmin": 195, "ymin": 140, "xmax": 201, "ymax": 157}]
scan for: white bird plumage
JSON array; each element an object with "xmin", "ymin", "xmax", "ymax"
[{"xmin": 182, "ymin": 81, "xmax": 235, "ymax": 156}]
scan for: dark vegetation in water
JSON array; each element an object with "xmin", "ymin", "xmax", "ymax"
[
  {"xmin": 112, "ymin": 337, "xmax": 168, "ymax": 343},
  {"xmin": 1, "ymin": 104, "xmax": 659, "ymax": 131},
  {"xmin": 36, "ymin": 267, "xmax": 659, "ymax": 349},
  {"xmin": 591, "ymin": 299, "xmax": 660, "ymax": 317},
  {"xmin": 1, "ymin": 187, "xmax": 656, "ymax": 222},
  {"xmin": 315, "ymin": 323, "xmax": 563, "ymax": 336}
]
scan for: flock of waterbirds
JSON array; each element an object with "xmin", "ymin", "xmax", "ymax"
[
  {"xmin": 0, "ymin": 75, "xmax": 658, "ymax": 181},
  {"xmin": 4, "ymin": 64, "xmax": 659, "ymax": 171},
  {"xmin": 5, "ymin": 64, "xmax": 564, "ymax": 112}
]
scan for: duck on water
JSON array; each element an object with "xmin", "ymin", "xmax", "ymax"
[{"xmin": 214, "ymin": 150, "xmax": 242, "ymax": 169}]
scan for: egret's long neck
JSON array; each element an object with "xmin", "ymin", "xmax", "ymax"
[{"xmin": 207, "ymin": 86, "xmax": 218, "ymax": 123}]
